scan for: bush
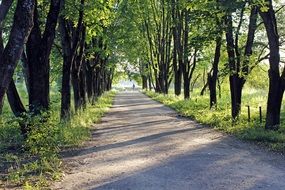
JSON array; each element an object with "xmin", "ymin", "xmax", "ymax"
[{"xmin": 0, "ymin": 91, "xmax": 116, "ymax": 188}]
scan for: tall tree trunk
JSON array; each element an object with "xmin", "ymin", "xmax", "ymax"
[
  {"xmin": 72, "ymin": 67, "xmax": 81, "ymax": 111},
  {"xmin": 85, "ymin": 60, "xmax": 94, "ymax": 102},
  {"xmin": 142, "ymin": 75, "xmax": 148, "ymax": 90},
  {"xmin": 225, "ymin": 13, "xmax": 240, "ymax": 120},
  {"xmin": 259, "ymin": 1, "xmax": 285, "ymax": 129},
  {"xmin": 148, "ymin": 70, "xmax": 153, "ymax": 91},
  {"xmin": 225, "ymin": 5, "xmax": 257, "ymax": 120},
  {"xmin": 0, "ymin": 0, "xmax": 13, "ymax": 23},
  {"xmin": 171, "ymin": 0, "xmax": 182, "ymax": 96},
  {"xmin": 26, "ymin": 0, "xmax": 60, "ymax": 113},
  {"xmin": 0, "ymin": 0, "xmax": 13, "ymax": 114},
  {"xmin": 182, "ymin": 9, "xmax": 191, "ymax": 99},
  {"xmin": 59, "ymin": 0, "xmax": 85, "ymax": 119},
  {"xmin": 72, "ymin": 26, "xmax": 86, "ymax": 111},
  {"xmin": 208, "ymin": 35, "xmax": 222, "ymax": 108},
  {"xmin": 79, "ymin": 59, "xmax": 87, "ymax": 108},
  {"xmin": 0, "ymin": 0, "xmax": 34, "ymax": 111}
]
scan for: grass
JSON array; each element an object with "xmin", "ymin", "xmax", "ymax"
[
  {"xmin": 0, "ymin": 90, "xmax": 116, "ymax": 189},
  {"xmin": 144, "ymin": 88, "xmax": 285, "ymax": 153}
]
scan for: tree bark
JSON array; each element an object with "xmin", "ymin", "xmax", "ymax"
[
  {"xmin": 59, "ymin": 0, "xmax": 85, "ymax": 119},
  {"xmin": 85, "ymin": 60, "xmax": 94, "ymax": 102},
  {"xmin": 0, "ymin": 0, "xmax": 34, "ymax": 111},
  {"xmin": 79, "ymin": 64, "xmax": 87, "ymax": 108},
  {"xmin": 26, "ymin": 0, "xmax": 60, "ymax": 113},
  {"xmin": 72, "ymin": 26, "xmax": 86, "ymax": 111},
  {"xmin": 259, "ymin": 1, "xmax": 285, "ymax": 129},
  {"xmin": 0, "ymin": 0, "xmax": 13, "ymax": 23},
  {"xmin": 225, "ymin": 5, "xmax": 258, "ymax": 120},
  {"xmin": 225, "ymin": 13, "xmax": 240, "ymax": 120},
  {"xmin": 7, "ymin": 80, "xmax": 29, "ymax": 135},
  {"xmin": 142, "ymin": 75, "xmax": 148, "ymax": 90},
  {"xmin": 208, "ymin": 35, "xmax": 222, "ymax": 108}
]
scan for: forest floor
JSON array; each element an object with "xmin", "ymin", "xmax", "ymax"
[{"xmin": 52, "ymin": 91, "xmax": 285, "ymax": 190}]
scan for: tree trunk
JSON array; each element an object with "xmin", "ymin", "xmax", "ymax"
[
  {"xmin": 142, "ymin": 75, "xmax": 148, "ymax": 90},
  {"xmin": 72, "ymin": 68, "xmax": 81, "ymax": 111},
  {"xmin": 86, "ymin": 61, "xmax": 94, "ymax": 102},
  {"xmin": 26, "ymin": 0, "xmax": 60, "ymax": 113},
  {"xmin": 72, "ymin": 26, "xmax": 86, "ymax": 111},
  {"xmin": 224, "ymin": 5, "xmax": 258, "ymax": 119},
  {"xmin": 59, "ymin": 0, "xmax": 85, "ymax": 119},
  {"xmin": 79, "ymin": 60, "xmax": 87, "ymax": 108},
  {"xmin": 148, "ymin": 73, "xmax": 152, "ymax": 91},
  {"xmin": 184, "ymin": 79, "xmax": 190, "ymax": 99},
  {"xmin": 182, "ymin": 9, "xmax": 190, "ymax": 99},
  {"xmin": 208, "ymin": 36, "xmax": 222, "ymax": 108},
  {"xmin": 171, "ymin": 0, "xmax": 182, "ymax": 96},
  {"xmin": 0, "ymin": 0, "xmax": 34, "ymax": 111},
  {"xmin": 60, "ymin": 53, "xmax": 73, "ymax": 119},
  {"xmin": 7, "ymin": 80, "xmax": 28, "ymax": 135},
  {"xmin": 259, "ymin": 1, "xmax": 285, "ymax": 129},
  {"xmin": 225, "ymin": 13, "xmax": 240, "ymax": 120},
  {"xmin": 0, "ymin": 0, "xmax": 13, "ymax": 23},
  {"xmin": 7, "ymin": 80, "xmax": 26, "ymax": 117}
]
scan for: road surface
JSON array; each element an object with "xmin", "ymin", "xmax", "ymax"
[{"xmin": 53, "ymin": 91, "xmax": 285, "ymax": 190}]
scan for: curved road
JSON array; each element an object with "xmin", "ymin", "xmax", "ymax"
[{"xmin": 53, "ymin": 91, "xmax": 285, "ymax": 190}]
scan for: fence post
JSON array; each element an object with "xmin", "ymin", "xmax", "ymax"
[
  {"xmin": 247, "ymin": 105, "xmax": 251, "ymax": 122},
  {"xmin": 259, "ymin": 106, "xmax": 262, "ymax": 125}
]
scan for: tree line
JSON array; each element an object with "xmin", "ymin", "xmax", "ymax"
[
  {"xmin": 0, "ymin": 0, "xmax": 115, "ymax": 135},
  {"xmin": 115, "ymin": 0, "xmax": 284, "ymax": 130},
  {"xmin": 0, "ymin": 0, "xmax": 284, "ymax": 132}
]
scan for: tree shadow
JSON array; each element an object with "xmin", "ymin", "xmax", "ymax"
[
  {"xmin": 56, "ymin": 92, "xmax": 285, "ymax": 190},
  {"xmin": 61, "ymin": 124, "xmax": 203, "ymax": 159},
  {"xmin": 85, "ymin": 136, "xmax": 285, "ymax": 190}
]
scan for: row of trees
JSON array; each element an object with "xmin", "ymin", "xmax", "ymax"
[
  {"xmin": 115, "ymin": 0, "xmax": 284, "ymax": 130},
  {"xmin": 0, "ymin": 0, "xmax": 116, "ymax": 134},
  {"xmin": 0, "ymin": 0, "xmax": 284, "ymax": 131}
]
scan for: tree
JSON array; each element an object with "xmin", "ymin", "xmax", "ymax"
[
  {"xmin": 259, "ymin": 0, "xmax": 285, "ymax": 129},
  {"xmin": 26, "ymin": 0, "xmax": 61, "ymax": 113},
  {"xmin": 0, "ymin": 0, "xmax": 35, "ymax": 112},
  {"xmin": 59, "ymin": 0, "xmax": 85, "ymax": 119},
  {"xmin": 171, "ymin": 0, "xmax": 182, "ymax": 96},
  {"xmin": 224, "ymin": 2, "xmax": 258, "ymax": 119}
]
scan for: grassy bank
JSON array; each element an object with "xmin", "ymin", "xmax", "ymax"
[
  {"xmin": 144, "ymin": 90, "xmax": 285, "ymax": 153},
  {"xmin": 0, "ymin": 91, "xmax": 116, "ymax": 189}
]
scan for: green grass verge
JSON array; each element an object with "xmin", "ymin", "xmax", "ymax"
[
  {"xmin": 144, "ymin": 90, "xmax": 285, "ymax": 153},
  {"xmin": 0, "ymin": 91, "xmax": 116, "ymax": 189}
]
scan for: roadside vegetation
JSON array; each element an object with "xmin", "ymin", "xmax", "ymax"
[
  {"xmin": 0, "ymin": 0, "xmax": 117, "ymax": 188},
  {"xmin": 145, "ymin": 86, "xmax": 285, "ymax": 152},
  {"xmin": 0, "ymin": 90, "xmax": 115, "ymax": 189},
  {"xmin": 120, "ymin": 0, "xmax": 285, "ymax": 151},
  {"xmin": 0, "ymin": 0, "xmax": 284, "ymax": 188}
]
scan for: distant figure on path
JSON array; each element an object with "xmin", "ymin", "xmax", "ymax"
[{"xmin": 132, "ymin": 83, "xmax": 135, "ymax": 91}]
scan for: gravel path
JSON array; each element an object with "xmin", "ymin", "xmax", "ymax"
[{"xmin": 52, "ymin": 91, "xmax": 285, "ymax": 190}]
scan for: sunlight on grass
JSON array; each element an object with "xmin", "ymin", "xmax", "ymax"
[
  {"xmin": 145, "ymin": 90, "xmax": 285, "ymax": 152},
  {"xmin": 0, "ymin": 91, "xmax": 116, "ymax": 188}
]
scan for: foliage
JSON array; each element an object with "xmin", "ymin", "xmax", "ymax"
[{"xmin": 0, "ymin": 91, "xmax": 116, "ymax": 188}]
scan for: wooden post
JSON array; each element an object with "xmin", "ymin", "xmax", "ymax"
[
  {"xmin": 247, "ymin": 105, "xmax": 251, "ymax": 122},
  {"xmin": 259, "ymin": 106, "xmax": 262, "ymax": 125}
]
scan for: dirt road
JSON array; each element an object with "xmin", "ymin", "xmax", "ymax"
[{"xmin": 53, "ymin": 91, "xmax": 285, "ymax": 190}]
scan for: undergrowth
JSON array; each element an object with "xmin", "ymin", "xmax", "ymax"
[
  {"xmin": 144, "ymin": 90, "xmax": 285, "ymax": 153},
  {"xmin": 0, "ymin": 91, "xmax": 116, "ymax": 189}
]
